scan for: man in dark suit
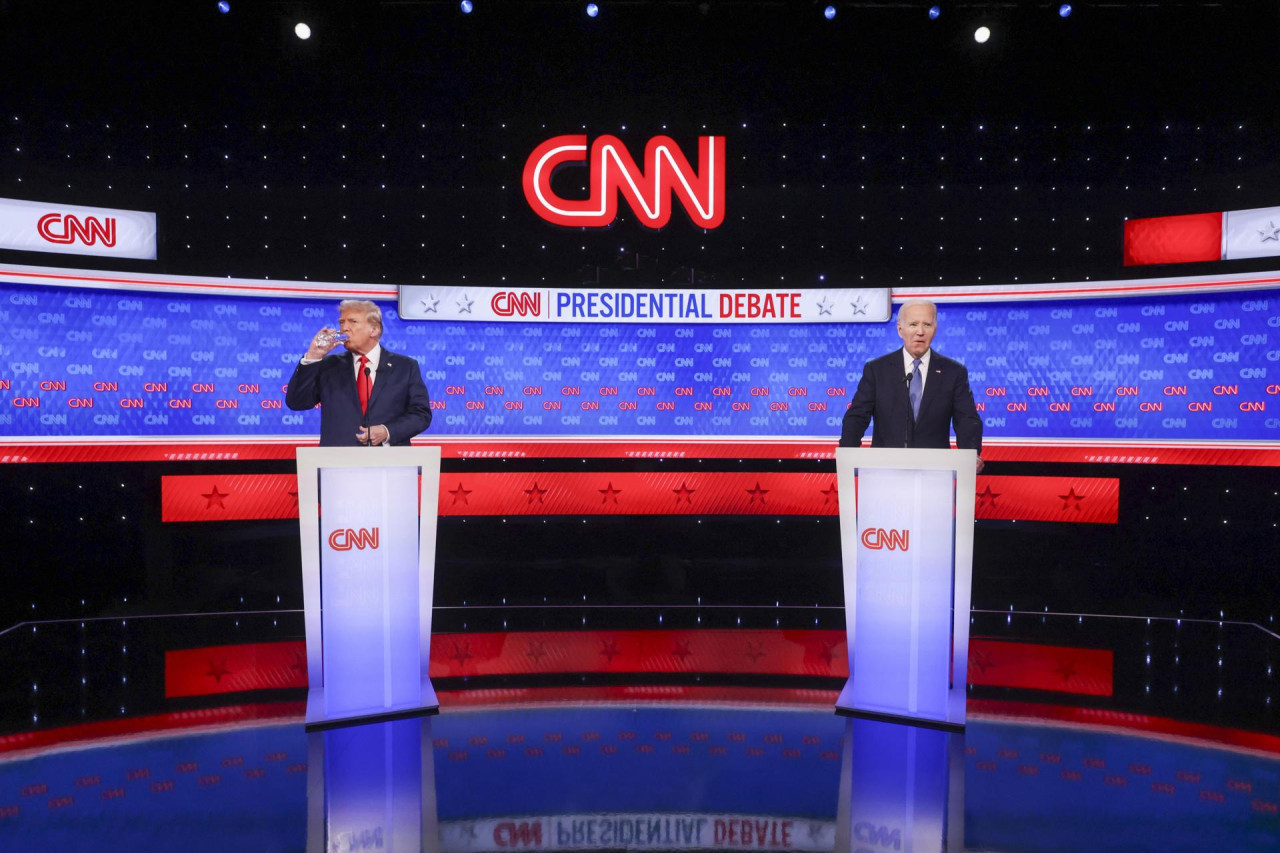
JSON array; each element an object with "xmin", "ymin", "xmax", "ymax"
[
  {"xmin": 286, "ymin": 299, "xmax": 432, "ymax": 446},
  {"xmin": 839, "ymin": 299, "xmax": 983, "ymax": 471}
]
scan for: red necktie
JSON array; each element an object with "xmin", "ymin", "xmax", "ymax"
[{"xmin": 357, "ymin": 355, "xmax": 370, "ymax": 415}]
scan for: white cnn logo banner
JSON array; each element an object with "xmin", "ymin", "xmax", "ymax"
[
  {"xmin": 0, "ymin": 196, "xmax": 157, "ymax": 260},
  {"xmin": 1223, "ymin": 205, "xmax": 1280, "ymax": 260}
]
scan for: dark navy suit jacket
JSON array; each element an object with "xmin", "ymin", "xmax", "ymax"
[
  {"xmin": 838, "ymin": 348, "xmax": 982, "ymax": 451},
  {"xmin": 285, "ymin": 348, "xmax": 432, "ymax": 446}
]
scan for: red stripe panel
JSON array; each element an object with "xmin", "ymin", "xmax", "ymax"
[
  {"xmin": 5, "ymin": 439, "xmax": 1280, "ymax": 467},
  {"xmin": 165, "ymin": 641, "xmax": 309, "ymax": 698},
  {"xmin": 429, "ymin": 630, "xmax": 847, "ymax": 679},
  {"xmin": 967, "ymin": 639, "xmax": 1113, "ymax": 696},
  {"xmin": 1124, "ymin": 212, "xmax": 1223, "ymax": 266},
  {"xmin": 436, "ymin": 472, "xmax": 839, "ymax": 516},
  {"xmin": 161, "ymin": 472, "xmax": 1118, "ymax": 523},
  {"xmin": 6, "ymin": 694, "xmax": 1278, "ymax": 760},
  {"xmin": 975, "ymin": 475, "xmax": 1119, "ymax": 524},
  {"xmin": 161, "ymin": 474, "xmax": 300, "ymax": 522},
  {"xmin": 968, "ymin": 700, "xmax": 1280, "ymax": 755},
  {"xmin": 161, "ymin": 633, "xmax": 1109, "ymax": 698}
]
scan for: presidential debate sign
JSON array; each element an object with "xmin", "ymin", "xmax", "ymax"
[{"xmin": 0, "ymin": 265, "xmax": 1277, "ymax": 445}]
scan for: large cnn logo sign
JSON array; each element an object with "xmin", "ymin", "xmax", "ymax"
[{"xmin": 523, "ymin": 135, "xmax": 725, "ymax": 229}]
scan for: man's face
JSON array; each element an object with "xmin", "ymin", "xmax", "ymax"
[
  {"xmin": 338, "ymin": 308, "xmax": 379, "ymax": 355},
  {"xmin": 897, "ymin": 304, "xmax": 937, "ymax": 359}
]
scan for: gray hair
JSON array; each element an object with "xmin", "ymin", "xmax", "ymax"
[
  {"xmin": 339, "ymin": 299, "xmax": 383, "ymax": 335},
  {"xmin": 896, "ymin": 299, "xmax": 937, "ymax": 326}
]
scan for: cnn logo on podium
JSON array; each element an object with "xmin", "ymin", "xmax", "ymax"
[
  {"xmin": 861, "ymin": 528, "xmax": 910, "ymax": 551},
  {"xmin": 328, "ymin": 527, "xmax": 380, "ymax": 551}
]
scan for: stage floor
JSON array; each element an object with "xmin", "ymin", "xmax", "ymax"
[{"xmin": 1, "ymin": 611, "xmax": 1278, "ymax": 851}]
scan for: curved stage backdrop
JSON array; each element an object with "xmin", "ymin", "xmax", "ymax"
[{"xmin": 0, "ymin": 263, "xmax": 1277, "ymax": 460}]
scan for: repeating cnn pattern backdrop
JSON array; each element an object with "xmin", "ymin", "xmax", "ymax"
[{"xmin": 1, "ymin": 282, "xmax": 1276, "ymax": 440}]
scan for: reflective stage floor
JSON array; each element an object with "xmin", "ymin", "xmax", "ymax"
[{"xmin": 2, "ymin": 611, "xmax": 1278, "ymax": 852}]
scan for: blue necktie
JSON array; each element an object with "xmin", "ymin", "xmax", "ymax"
[{"xmin": 909, "ymin": 358, "xmax": 923, "ymax": 420}]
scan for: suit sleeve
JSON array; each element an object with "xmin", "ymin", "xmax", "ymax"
[
  {"xmin": 285, "ymin": 359, "xmax": 323, "ymax": 411},
  {"xmin": 839, "ymin": 361, "xmax": 877, "ymax": 447},
  {"xmin": 950, "ymin": 364, "xmax": 983, "ymax": 453},
  {"xmin": 383, "ymin": 360, "xmax": 432, "ymax": 443}
]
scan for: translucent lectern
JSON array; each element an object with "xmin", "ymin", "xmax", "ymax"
[
  {"xmin": 296, "ymin": 446, "xmax": 442, "ymax": 730},
  {"xmin": 834, "ymin": 448, "xmax": 976, "ymax": 729}
]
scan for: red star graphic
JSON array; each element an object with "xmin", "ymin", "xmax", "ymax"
[
  {"xmin": 746, "ymin": 481, "xmax": 769, "ymax": 504},
  {"xmin": 202, "ymin": 485, "xmax": 229, "ymax": 509},
  {"xmin": 977, "ymin": 485, "xmax": 1001, "ymax": 509},
  {"xmin": 672, "ymin": 640, "xmax": 693, "ymax": 661},
  {"xmin": 1058, "ymin": 487, "xmax": 1085, "ymax": 511},
  {"xmin": 525, "ymin": 641, "xmax": 548, "ymax": 662},
  {"xmin": 450, "ymin": 641, "xmax": 474, "ymax": 668},
  {"xmin": 598, "ymin": 482, "xmax": 622, "ymax": 504},
  {"xmin": 744, "ymin": 641, "xmax": 766, "ymax": 663},
  {"xmin": 1054, "ymin": 659, "xmax": 1079, "ymax": 683},
  {"xmin": 599, "ymin": 640, "xmax": 621, "ymax": 663},
  {"xmin": 970, "ymin": 649, "xmax": 995, "ymax": 675},
  {"xmin": 672, "ymin": 481, "xmax": 695, "ymax": 504},
  {"xmin": 448, "ymin": 482, "xmax": 472, "ymax": 505},
  {"xmin": 525, "ymin": 482, "xmax": 547, "ymax": 504},
  {"xmin": 820, "ymin": 482, "xmax": 838, "ymax": 505},
  {"xmin": 818, "ymin": 640, "xmax": 841, "ymax": 666},
  {"xmin": 206, "ymin": 659, "xmax": 231, "ymax": 683}
]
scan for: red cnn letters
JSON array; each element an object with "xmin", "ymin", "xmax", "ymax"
[{"xmin": 523, "ymin": 135, "xmax": 725, "ymax": 229}]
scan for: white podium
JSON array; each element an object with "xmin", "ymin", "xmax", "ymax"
[
  {"xmin": 834, "ymin": 448, "xmax": 976, "ymax": 730},
  {"xmin": 296, "ymin": 446, "xmax": 442, "ymax": 730}
]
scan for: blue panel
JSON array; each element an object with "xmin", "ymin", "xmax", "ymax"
[{"xmin": 1, "ymin": 282, "xmax": 1276, "ymax": 440}]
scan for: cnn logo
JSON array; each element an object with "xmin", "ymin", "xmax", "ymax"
[
  {"xmin": 860, "ymin": 528, "xmax": 910, "ymax": 551},
  {"xmin": 37, "ymin": 213, "xmax": 117, "ymax": 247},
  {"xmin": 328, "ymin": 527, "xmax": 380, "ymax": 551},
  {"xmin": 523, "ymin": 134, "xmax": 725, "ymax": 229},
  {"xmin": 491, "ymin": 291, "xmax": 541, "ymax": 317}
]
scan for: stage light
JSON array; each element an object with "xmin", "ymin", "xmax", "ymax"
[
  {"xmin": 974, "ymin": 26, "xmax": 990, "ymax": 43},
  {"xmin": 295, "ymin": 22, "xmax": 312, "ymax": 40},
  {"xmin": 217, "ymin": 1, "xmax": 230, "ymax": 13},
  {"xmin": 824, "ymin": 5, "xmax": 836, "ymax": 20},
  {"xmin": 1058, "ymin": 3, "xmax": 1072, "ymax": 17},
  {"xmin": 460, "ymin": 0, "xmax": 473, "ymax": 12},
  {"xmin": 586, "ymin": 3, "xmax": 599, "ymax": 17},
  {"xmin": 928, "ymin": 5, "xmax": 941, "ymax": 19}
]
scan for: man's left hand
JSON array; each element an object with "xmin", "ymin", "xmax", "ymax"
[{"xmin": 356, "ymin": 425, "xmax": 389, "ymax": 446}]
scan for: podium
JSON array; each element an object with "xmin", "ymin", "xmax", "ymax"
[
  {"xmin": 834, "ymin": 448, "xmax": 976, "ymax": 730},
  {"xmin": 296, "ymin": 446, "xmax": 442, "ymax": 730}
]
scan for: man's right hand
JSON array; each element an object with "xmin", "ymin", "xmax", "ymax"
[{"xmin": 305, "ymin": 327, "xmax": 340, "ymax": 361}]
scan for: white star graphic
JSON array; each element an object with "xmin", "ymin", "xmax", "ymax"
[
  {"xmin": 1257, "ymin": 221, "xmax": 1280, "ymax": 243},
  {"xmin": 456, "ymin": 294, "xmax": 474, "ymax": 314},
  {"xmin": 816, "ymin": 296, "xmax": 834, "ymax": 316},
  {"xmin": 419, "ymin": 294, "xmax": 440, "ymax": 313},
  {"xmin": 850, "ymin": 294, "xmax": 868, "ymax": 316}
]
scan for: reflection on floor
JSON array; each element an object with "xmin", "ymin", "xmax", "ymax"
[
  {"xmin": 2, "ymin": 698, "xmax": 1279, "ymax": 852},
  {"xmin": 2, "ymin": 608, "xmax": 1279, "ymax": 851}
]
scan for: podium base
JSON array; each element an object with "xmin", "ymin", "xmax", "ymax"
[
  {"xmin": 835, "ymin": 680, "xmax": 964, "ymax": 732},
  {"xmin": 304, "ymin": 681, "xmax": 439, "ymax": 732}
]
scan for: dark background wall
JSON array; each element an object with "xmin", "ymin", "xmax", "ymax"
[{"xmin": 1, "ymin": 1, "xmax": 1277, "ymax": 631}]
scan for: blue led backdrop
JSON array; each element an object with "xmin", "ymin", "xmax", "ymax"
[{"xmin": 2, "ymin": 280, "xmax": 1276, "ymax": 441}]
